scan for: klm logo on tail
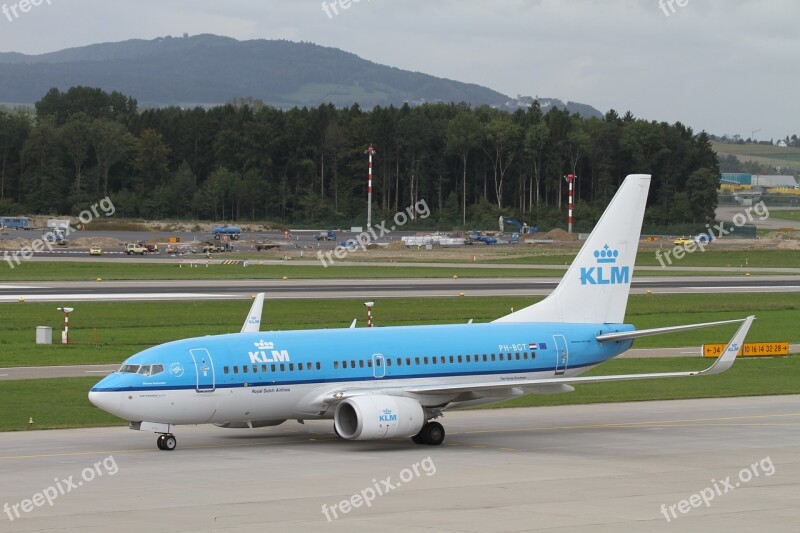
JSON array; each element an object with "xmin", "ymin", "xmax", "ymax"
[{"xmin": 580, "ymin": 245, "xmax": 630, "ymax": 286}]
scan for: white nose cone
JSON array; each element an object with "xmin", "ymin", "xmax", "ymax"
[{"xmin": 88, "ymin": 390, "xmax": 122, "ymax": 415}]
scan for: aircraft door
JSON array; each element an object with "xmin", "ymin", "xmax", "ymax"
[
  {"xmin": 190, "ymin": 348, "xmax": 215, "ymax": 392},
  {"xmin": 553, "ymin": 335, "xmax": 569, "ymax": 375},
  {"xmin": 372, "ymin": 353, "xmax": 386, "ymax": 379}
]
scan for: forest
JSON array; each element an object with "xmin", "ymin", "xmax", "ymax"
[{"xmin": 0, "ymin": 87, "xmax": 721, "ymax": 232}]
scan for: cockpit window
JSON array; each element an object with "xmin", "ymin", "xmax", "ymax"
[
  {"xmin": 118, "ymin": 364, "xmax": 164, "ymax": 376},
  {"xmin": 136, "ymin": 364, "xmax": 165, "ymax": 377}
]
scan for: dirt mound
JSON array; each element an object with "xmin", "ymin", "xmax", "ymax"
[
  {"xmin": 0, "ymin": 238, "xmax": 30, "ymax": 250},
  {"xmin": 543, "ymin": 228, "xmax": 578, "ymax": 241},
  {"xmin": 70, "ymin": 237, "xmax": 125, "ymax": 248}
]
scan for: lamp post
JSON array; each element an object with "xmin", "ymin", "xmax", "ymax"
[
  {"xmin": 365, "ymin": 146, "xmax": 376, "ymax": 228},
  {"xmin": 57, "ymin": 306, "xmax": 74, "ymax": 345},
  {"xmin": 364, "ymin": 301, "xmax": 374, "ymax": 328}
]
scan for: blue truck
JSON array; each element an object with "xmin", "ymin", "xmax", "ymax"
[{"xmin": 212, "ymin": 226, "xmax": 241, "ymax": 240}]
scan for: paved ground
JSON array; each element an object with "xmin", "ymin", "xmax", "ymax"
[
  {"xmin": 2, "ymin": 276, "xmax": 800, "ymax": 303},
  {"xmin": 0, "ymin": 395, "xmax": 797, "ymax": 532}
]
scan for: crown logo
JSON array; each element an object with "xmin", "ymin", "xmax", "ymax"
[
  {"xmin": 254, "ymin": 340, "xmax": 274, "ymax": 350},
  {"xmin": 594, "ymin": 244, "xmax": 619, "ymax": 264}
]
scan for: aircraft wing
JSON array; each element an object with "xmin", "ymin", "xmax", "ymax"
[
  {"xmin": 403, "ymin": 315, "xmax": 755, "ymax": 396},
  {"xmin": 596, "ymin": 318, "xmax": 747, "ymax": 342},
  {"xmin": 241, "ymin": 293, "xmax": 265, "ymax": 333}
]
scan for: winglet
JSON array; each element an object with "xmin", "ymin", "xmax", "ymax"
[
  {"xmin": 241, "ymin": 293, "xmax": 265, "ymax": 333},
  {"xmin": 700, "ymin": 315, "xmax": 755, "ymax": 375}
]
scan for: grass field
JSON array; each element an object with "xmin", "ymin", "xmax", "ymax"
[
  {"xmin": 1, "ymin": 356, "xmax": 797, "ymax": 432},
  {"xmin": 712, "ymin": 140, "xmax": 800, "ymax": 168},
  {"xmin": 1, "ymin": 247, "xmax": 796, "ymax": 281},
  {"xmin": 770, "ymin": 210, "xmax": 800, "ymax": 222},
  {"xmin": 484, "ymin": 248, "xmax": 800, "ymax": 268},
  {"xmin": 1, "ymin": 293, "xmax": 797, "ymax": 367}
]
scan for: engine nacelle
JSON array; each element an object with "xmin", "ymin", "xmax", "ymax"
[
  {"xmin": 334, "ymin": 395, "xmax": 425, "ymax": 440},
  {"xmin": 214, "ymin": 420, "xmax": 286, "ymax": 429}
]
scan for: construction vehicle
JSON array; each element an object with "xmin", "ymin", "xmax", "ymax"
[{"xmin": 499, "ymin": 216, "xmax": 535, "ymax": 234}]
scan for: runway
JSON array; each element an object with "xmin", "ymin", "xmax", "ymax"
[
  {"xmin": 2, "ymin": 276, "xmax": 800, "ymax": 302},
  {"xmin": 0, "ymin": 395, "xmax": 797, "ymax": 532}
]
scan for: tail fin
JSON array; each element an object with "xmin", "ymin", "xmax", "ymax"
[
  {"xmin": 241, "ymin": 293, "xmax": 265, "ymax": 333},
  {"xmin": 495, "ymin": 174, "xmax": 651, "ymax": 324}
]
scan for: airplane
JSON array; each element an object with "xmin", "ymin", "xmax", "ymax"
[{"xmin": 89, "ymin": 174, "xmax": 755, "ymax": 451}]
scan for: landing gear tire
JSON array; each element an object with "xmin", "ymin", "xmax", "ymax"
[
  {"xmin": 412, "ymin": 422, "xmax": 445, "ymax": 446},
  {"xmin": 157, "ymin": 434, "xmax": 177, "ymax": 451}
]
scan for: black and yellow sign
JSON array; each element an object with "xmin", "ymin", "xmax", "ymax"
[{"xmin": 703, "ymin": 342, "xmax": 789, "ymax": 358}]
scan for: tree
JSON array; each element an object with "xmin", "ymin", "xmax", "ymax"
[
  {"xmin": 91, "ymin": 119, "xmax": 135, "ymax": 196},
  {"xmin": 483, "ymin": 114, "xmax": 521, "ymax": 208},
  {"xmin": 446, "ymin": 111, "xmax": 481, "ymax": 224},
  {"xmin": 60, "ymin": 113, "xmax": 92, "ymax": 192}
]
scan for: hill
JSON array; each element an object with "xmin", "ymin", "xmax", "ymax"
[
  {"xmin": 0, "ymin": 34, "xmax": 602, "ymax": 116},
  {"xmin": 711, "ymin": 140, "xmax": 800, "ymax": 170}
]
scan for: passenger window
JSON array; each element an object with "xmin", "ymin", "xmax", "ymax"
[
  {"xmin": 262, "ymin": 364, "xmax": 267, "ymax": 373},
  {"xmin": 457, "ymin": 355, "xmax": 463, "ymax": 363},
  {"xmin": 432, "ymin": 356, "xmax": 437, "ymax": 364},
  {"xmin": 397, "ymin": 358, "xmax": 402, "ymax": 366},
  {"xmin": 483, "ymin": 354, "xmax": 488, "ymax": 362},
  {"xmin": 297, "ymin": 364, "xmax": 302, "ymax": 372},
  {"xmin": 415, "ymin": 357, "xmax": 420, "ymax": 365},
  {"xmin": 359, "ymin": 360, "xmax": 365, "ymax": 368},
  {"xmin": 351, "ymin": 360, "xmax": 356, "ymax": 368},
  {"xmin": 474, "ymin": 355, "xmax": 480, "ymax": 363},
  {"xmin": 243, "ymin": 365, "xmax": 248, "ymax": 374},
  {"xmin": 532, "ymin": 353, "xmax": 536, "ymax": 359},
  {"xmin": 376, "ymin": 358, "xmax": 382, "ymax": 366},
  {"xmin": 334, "ymin": 361, "xmax": 339, "ymax": 369},
  {"xmin": 233, "ymin": 366, "xmax": 239, "ymax": 374},
  {"xmin": 252, "ymin": 365, "xmax": 258, "ymax": 373},
  {"xmin": 224, "ymin": 366, "xmax": 229, "ymax": 374},
  {"xmin": 491, "ymin": 354, "xmax": 496, "ymax": 361},
  {"xmin": 499, "ymin": 353, "xmax": 505, "ymax": 361},
  {"xmin": 280, "ymin": 364, "xmax": 285, "ymax": 372},
  {"xmin": 289, "ymin": 363, "xmax": 294, "ymax": 371},
  {"xmin": 516, "ymin": 353, "xmax": 521, "ymax": 360},
  {"xmin": 466, "ymin": 355, "xmax": 471, "ymax": 362},
  {"xmin": 406, "ymin": 358, "xmax": 411, "ymax": 366},
  {"xmin": 367, "ymin": 360, "xmax": 372, "ymax": 368},
  {"xmin": 316, "ymin": 362, "xmax": 321, "ymax": 370},
  {"xmin": 449, "ymin": 356, "xmax": 454, "ymax": 364},
  {"xmin": 424, "ymin": 357, "xmax": 429, "ymax": 364},
  {"xmin": 386, "ymin": 359, "xmax": 391, "ymax": 367},
  {"xmin": 271, "ymin": 364, "xmax": 276, "ymax": 372}
]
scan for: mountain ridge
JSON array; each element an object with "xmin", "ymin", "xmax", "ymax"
[{"xmin": 0, "ymin": 34, "xmax": 602, "ymax": 116}]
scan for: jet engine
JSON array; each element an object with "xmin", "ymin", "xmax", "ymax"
[{"xmin": 334, "ymin": 395, "xmax": 425, "ymax": 440}]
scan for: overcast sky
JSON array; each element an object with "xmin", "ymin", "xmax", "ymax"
[{"xmin": 0, "ymin": 0, "xmax": 795, "ymax": 141}]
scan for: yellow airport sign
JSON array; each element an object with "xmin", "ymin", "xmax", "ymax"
[{"xmin": 703, "ymin": 342, "xmax": 789, "ymax": 358}]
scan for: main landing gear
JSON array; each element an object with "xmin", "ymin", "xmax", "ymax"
[
  {"xmin": 411, "ymin": 421, "xmax": 445, "ymax": 445},
  {"xmin": 156, "ymin": 434, "xmax": 177, "ymax": 451}
]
